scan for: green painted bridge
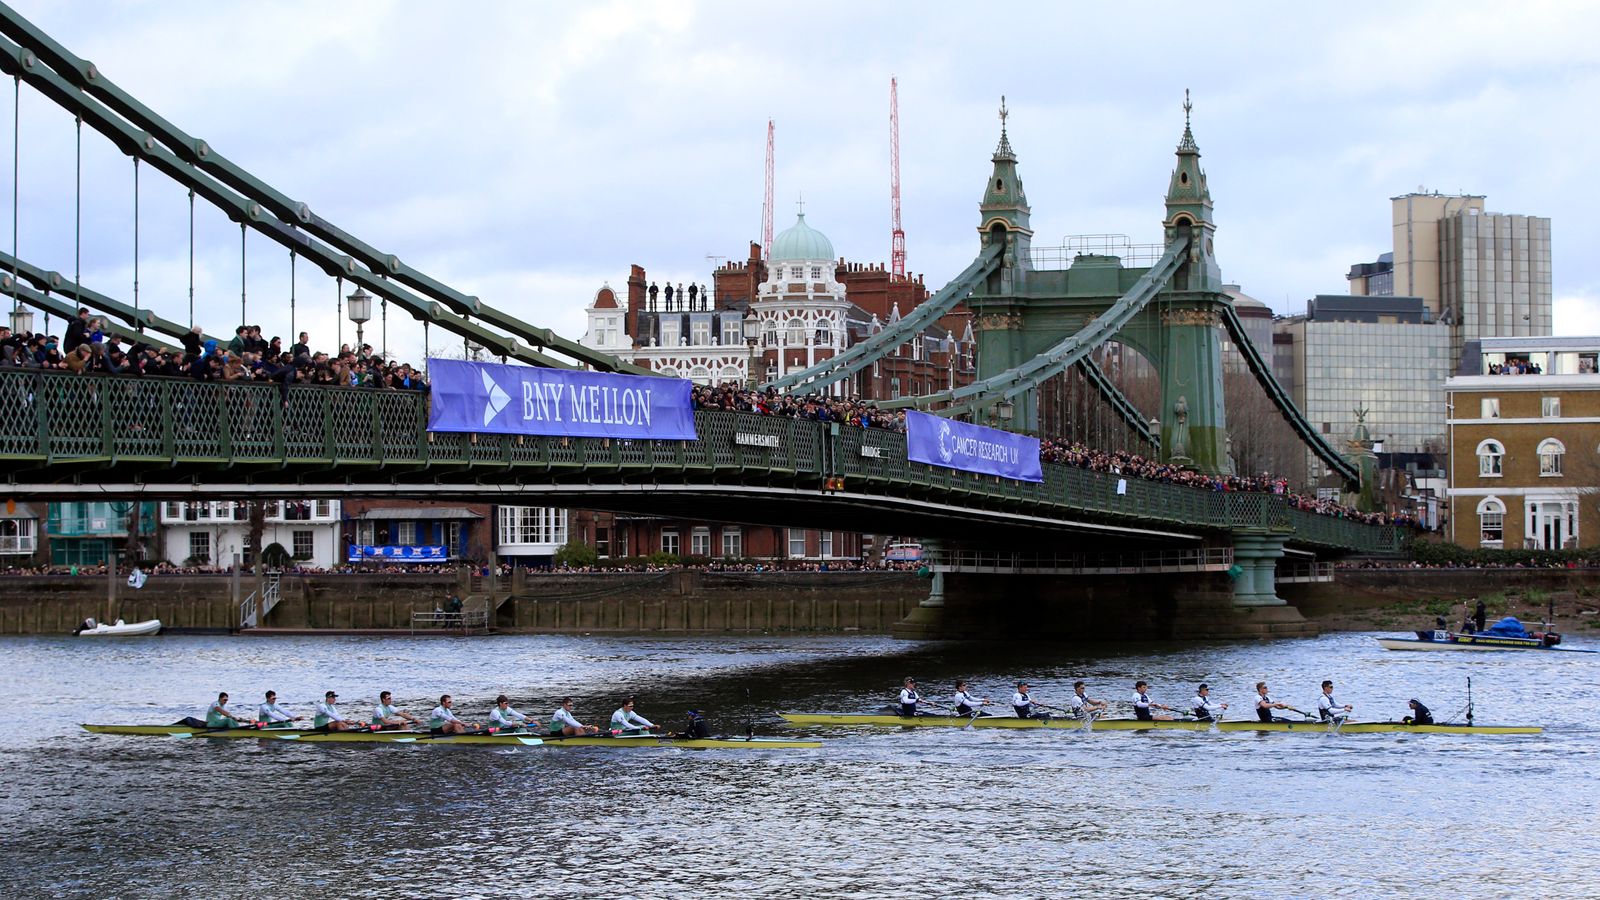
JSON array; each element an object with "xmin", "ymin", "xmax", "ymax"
[{"xmin": 0, "ymin": 370, "xmax": 1401, "ymax": 562}]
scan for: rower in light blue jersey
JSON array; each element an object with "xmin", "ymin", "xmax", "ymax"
[
  {"xmin": 549, "ymin": 697, "xmax": 601, "ymax": 736},
  {"xmin": 429, "ymin": 695, "xmax": 479, "ymax": 735},
  {"xmin": 489, "ymin": 695, "xmax": 539, "ymax": 731},
  {"xmin": 314, "ymin": 691, "xmax": 358, "ymax": 731},
  {"xmin": 206, "ymin": 692, "xmax": 251, "ymax": 728},
  {"xmin": 610, "ymin": 698, "xmax": 659, "ymax": 733},
  {"xmin": 257, "ymin": 690, "xmax": 301, "ymax": 727},
  {"xmin": 373, "ymin": 691, "xmax": 420, "ymax": 729}
]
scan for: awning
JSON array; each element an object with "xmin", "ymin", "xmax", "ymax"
[{"xmin": 355, "ymin": 507, "xmax": 483, "ymax": 521}]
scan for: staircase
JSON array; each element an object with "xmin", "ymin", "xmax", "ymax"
[{"xmin": 239, "ymin": 572, "xmax": 283, "ymax": 629}]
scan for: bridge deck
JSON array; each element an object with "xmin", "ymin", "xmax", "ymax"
[{"xmin": 0, "ymin": 371, "xmax": 1400, "ymax": 554}]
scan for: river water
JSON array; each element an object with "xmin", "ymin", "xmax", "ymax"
[{"xmin": 1, "ymin": 631, "xmax": 1594, "ymax": 899}]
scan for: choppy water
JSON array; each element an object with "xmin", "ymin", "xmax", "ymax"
[{"xmin": 1, "ymin": 631, "xmax": 1595, "ymax": 899}]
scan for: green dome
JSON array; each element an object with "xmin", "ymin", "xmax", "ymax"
[{"xmin": 771, "ymin": 213, "xmax": 835, "ymax": 262}]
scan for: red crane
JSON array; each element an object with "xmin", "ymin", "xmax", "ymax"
[
  {"xmin": 889, "ymin": 77, "xmax": 906, "ymax": 281},
  {"xmin": 762, "ymin": 119, "xmax": 775, "ymax": 262}
]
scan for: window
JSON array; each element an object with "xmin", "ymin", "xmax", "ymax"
[
  {"xmin": 721, "ymin": 319, "xmax": 742, "ymax": 347},
  {"xmin": 315, "ymin": 500, "xmax": 332, "ymax": 518},
  {"xmin": 691, "ymin": 526, "xmax": 711, "ymax": 556},
  {"xmin": 661, "ymin": 319, "xmax": 680, "ymax": 347},
  {"xmin": 595, "ymin": 527, "xmax": 610, "ymax": 558},
  {"xmin": 0, "ymin": 518, "xmax": 38, "ymax": 553},
  {"xmin": 614, "ymin": 529, "xmax": 628, "ymax": 558},
  {"xmin": 292, "ymin": 530, "xmax": 314, "ymax": 560},
  {"xmin": 397, "ymin": 521, "xmax": 418, "ymax": 545},
  {"xmin": 786, "ymin": 318, "xmax": 806, "ymax": 346},
  {"xmin": 1542, "ymin": 396, "xmax": 1561, "ymax": 417},
  {"xmin": 1477, "ymin": 497, "xmax": 1505, "ymax": 548},
  {"xmin": 816, "ymin": 321, "xmax": 833, "ymax": 347},
  {"xmin": 1476, "ymin": 440, "xmax": 1503, "ymax": 477},
  {"xmin": 188, "ymin": 531, "xmax": 211, "ymax": 565},
  {"xmin": 788, "ymin": 528, "xmax": 806, "ymax": 558},
  {"xmin": 790, "ymin": 266, "xmax": 804, "ymax": 280},
  {"xmin": 819, "ymin": 531, "xmax": 833, "ymax": 558},
  {"xmin": 661, "ymin": 529, "xmax": 680, "ymax": 556},
  {"xmin": 1538, "ymin": 438, "xmax": 1565, "ymax": 476},
  {"xmin": 195, "ymin": 503, "xmax": 212, "ymax": 521},
  {"xmin": 810, "ymin": 266, "xmax": 822, "ymax": 280},
  {"xmin": 1480, "ymin": 398, "xmax": 1499, "ymax": 418},
  {"xmin": 498, "ymin": 508, "xmax": 566, "ymax": 546},
  {"xmin": 448, "ymin": 522, "xmax": 463, "ymax": 557},
  {"xmin": 163, "ymin": 502, "xmax": 181, "ymax": 520},
  {"xmin": 762, "ymin": 322, "xmax": 777, "ymax": 347},
  {"xmin": 691, "ymin": 320, "xmax": 711, "ymax": 346},
  {"xmin": 356, "ymin": 521, "xmax": 376, "ymax": 545},
  {"xmin": 721, "ymin": 528, "xmax": 742, "ymax": 559}
]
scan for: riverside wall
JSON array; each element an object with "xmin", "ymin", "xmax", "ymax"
[{"xmin": 0, "ymin": 571, "xmax": 926, "ymax": 635}]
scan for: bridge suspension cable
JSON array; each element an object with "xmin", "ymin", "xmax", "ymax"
[
  {"xmin": 761, "ymin": 240, "xmax": 1002, "ymax": 393},
  {"xmin": 0, "ymin": 6, "xmax": 646, "ymax": 374}
]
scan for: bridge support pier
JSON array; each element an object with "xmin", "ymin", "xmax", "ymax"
[{"xmin": 1229, "ymin": 531, "xmax": 1288, "ymax": 607}]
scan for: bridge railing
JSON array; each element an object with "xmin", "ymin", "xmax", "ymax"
[{"xmin": 0, "ymin": 369, "xmax": 1399, "ymax": 552}]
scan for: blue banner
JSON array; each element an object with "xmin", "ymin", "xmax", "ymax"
[
  {"xmin": 904, "ymin": 409, "xmax": 1042, "ymax": 483},
  {"xmin": 348, "ymin": 545, "xmax": 450, "ymax": 563},
  {"xmin": 427, "ymin": 358, "xmax": 697, "ymax": 440}
]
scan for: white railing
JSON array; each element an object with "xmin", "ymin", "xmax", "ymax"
[
  {"xmin": 239, "ymin": 572, "xmax": 282, "ymax": 629},
  {"xmin": 1276, "ymin": 561, "xmax": 1335, "ymax": 583}
]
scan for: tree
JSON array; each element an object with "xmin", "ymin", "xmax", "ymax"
[
  {"xmin": 1223, "ymin": 369, "xmax": 1307, "ymax": 487},
  {"xmin": 261, "ymin": 542, "xmax": 293, "ymax": 568},
  {"xmin": 553, "ymin": 539, "xmax": 598, "ymax": 568}
]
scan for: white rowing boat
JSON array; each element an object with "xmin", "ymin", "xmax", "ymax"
[{"xmin": 75, "ymin": 618, "xmax": 162, "ymax": 637}]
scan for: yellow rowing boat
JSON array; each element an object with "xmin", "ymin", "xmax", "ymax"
[{"xmin": 778, "ymin": 713, "xmax": 1541, "ymax": 735}]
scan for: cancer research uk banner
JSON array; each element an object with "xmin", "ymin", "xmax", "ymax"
[
  {"xmin": 426, "ymin": 358, "xmax": 697, "ymax": 441},
  {"xmin": 904, "ymin": 409, "xmax": 1043, "ymax": 483}
]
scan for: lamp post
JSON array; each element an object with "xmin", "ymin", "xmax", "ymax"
[
  {"xmin": 465, "ymin": 337, "xmax": 483, "ymax": 361},
  {"xmin": 9, "ymin": 304, "xmax": 33, "ymax": 336},
  {"xmin": 346, "ymin": 287, "xmax": 372, "ymax": 354},
  {"xmin": 743, "ymin": 313, "xmax": 762, "ymax": 387}
]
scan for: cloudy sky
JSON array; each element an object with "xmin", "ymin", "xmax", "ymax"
[{"xmin": 6, "ymin": 1, "xmax": 1598, "ymax": 364}]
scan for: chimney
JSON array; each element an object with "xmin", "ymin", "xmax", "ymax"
[{"xmin": 626, "ymin": 264, "xmax": 646, "ymax": 346}]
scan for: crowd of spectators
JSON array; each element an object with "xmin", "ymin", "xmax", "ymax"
[
  {"xmin": 1486, "ymin": 358, "xmax": 1541, "ymax": 375},
  {"xmin": 0, "ymin": 308, "xmax": 428, "ymax": 392}
]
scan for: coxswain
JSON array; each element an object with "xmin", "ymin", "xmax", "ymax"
[
  {"xmin": 373, "ymin": 691, "xmax": 420, "ymax": 729},
  {"xmin": 952, "ymin": 680, "xmax": 989, "ymax": 717},
  {"xmin": 257, "ymin": 690, "xmax": 302, "ymax": 727},
  {"xmin": 206, "ymin": 692, "xmax": 252, "ymax": 728},
  {"xmin": 1317, "ymin": 680, "xmax": 1352, "ymax": 723},
  {"xmin": 428, "ymin": 695, "xmax": 476, "ymax": 735},
  {"xmin": 1191, "ymin": 683, "xmax": 1228, "ymax": 722},
  {"xmin": 1068, "ymin": 681, "xmax": 1108, "ymax": 718},
  {"xmin": 1132, "ymin": 681, "xmax": 1174, "ymax": 722},
  {"xmin": 1404, "ymin": 699, "xmax": 1434, "ymax": 726},
  {"xmin": 314, "ymin": 691, "xmax": 358, "ymax": 731},
  {"xmin": 1012, "ymin": 682, "xmax": 1041, "ymax": 719},
  {"xmin": 610, "ymin": 698, "xmax": 660, "ymax": 734},
  {"xmin": 488, "ymin": 695, "xmax": 540, "ymax": 731},
  {"xmin": 549, "ymin": 697, "xmax": 601, "ymax": 736},
  {"xmin": 898, "ymin": 677, "xmax": 923, "ymax": 718},
  {"xmin": 1254, "ymin": 682, "xmax": 1292, "ymax": 723}
]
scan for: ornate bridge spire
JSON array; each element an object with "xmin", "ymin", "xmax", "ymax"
[
  {"xmin": 1178, "ymin": 88, "xmax": 1198, "ymax": 153},
  {"xmin": 993, "ymin": 95, "xmax": 1015, "ymax": 161}
]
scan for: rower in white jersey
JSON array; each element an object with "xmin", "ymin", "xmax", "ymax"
[
  {"xmin": 897, "ymin": 677, "xmax": 923, "ymax": 717},
  {"xmin": 549, "ymin": 697, "xmax": 601, "ymax": 736},
  {"xmin": 205, "ymin": 692, "xmax": 252, "ymax": 728},
  {"xmin": 488, "ymin": 695, "xmax": 540, "ymax": 731},
  {"xmin": 1317, "ymin": 680, "xmax": 1352, "ymax": 723},
  {"xmin": 428, "ymin": 694, "xmax": 478, "ymax": 735},
  {"xmin": 609, "ymin": 698, "xmax": 660, "ymax": 734},
  {"xmin": 373, "ymin": 691, "xmax": 420, "ymax": 729},
  {"xmin": 1190, "ymin": 683, "xmax": 1229, "ymax": 722},
  {"xmin": 951, "ymin": 680, "xmax": 989, "ymax": 717},
  {"xmin": 1012, "ymin": 682, "xmax": 1041, "ymax": 719},
  {"xmin": 257, "ymin": 690, "xmax": 302, "ymax": 727},
  {"xmin": 1255, "ymin": 682, "xmax": 1293, "ymax": 723},
  {"xmin": 1132, "ymin": 681, "xmax": 1176, "ymax": 722},
  {"xmin": 1068, "ymin": 681, "xmax": 1109, "ymax": 718},
  {"xmin": 314, "ymin": 691, "xmax": 359, "ymax": 731}
]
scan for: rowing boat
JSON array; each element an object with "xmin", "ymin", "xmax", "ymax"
[
  {"xmin": 778, "ymin": 713, "xmax": 1541, "ymax": 735},
  {"xmin": 81, "ymin": 724, "xmax": 821, "ymax": 749},
  {"xmin": 1376, "ymin": 630, "xmax": 1595, "ymax": 653}
]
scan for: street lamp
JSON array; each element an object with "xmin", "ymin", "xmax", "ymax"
[
  {"xmin": 346, "ymin": 287, "xmax": 372, "ymax": 353},
  {"xmin": 743, "ymin": 313, "xmax": 762, "ymax": 387},
  {"xmin": 9, "ymin": 305, "xmax": 34, "ymax": 336}
]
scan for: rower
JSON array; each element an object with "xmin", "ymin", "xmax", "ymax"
[
  {"xmin": 1132, "ymin": 681, "xmax": 1174, "ymax": 722},
  {"xmin": 429, "ymin": 695, "xmax": 476, "ymax": 735},
  {"xmin": 898, "ymin": 677, "xmax": 923, "ymax": 718},
  {"xmin": 1254, "ymin": 682, "xmax": 1291, "ymax": 723},
  {"xmin": 1068, "ymin": 681, "xmax": 1108, "ymax": 718},
  {"xmin": 549, "ymin": 697, "xmax": 601, "ymax": 736},
  {"xmin": 314, "ymin": 691, "xmax": 358, "ymax": 732},
  {"xmin": 1012, "ymin": 682, "xmax": 1040, "ymax": 719},
  {"xmin": 610, "ymin": 698, "xmax": 660, "ymax": 734},
  {"xmin": 1404, "ymin": 699, "xmax": 1434, "ymax": 726},
  {"xmin": 1317, "ymin": 680, "xmax": 1352, "ymax": 723},
  {"xmin": 257, "ymin": 690, "xmax": 302, "ymax": 727},
  {"xmin": 489, "ymin": 695, "xmax": 540, "ymax": 732},
  {"xmin": 1191, "ymin": 683, "xmax": 1228, "ymax": 722},
  {"xmin": 373, "ymin": 691, "xmax": 420, "ymax": 729},
  {"xmin": 952, "ymin": 680, "xmax": 989, "ymax": 717},
  {"xmin": 206, "ymin": 692, "xmax": 252, "ymax": 728}
]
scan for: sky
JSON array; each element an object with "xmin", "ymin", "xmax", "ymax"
[{"xmin": 5, "ymin": 1, "xmax": 1599, "ymax": 366}]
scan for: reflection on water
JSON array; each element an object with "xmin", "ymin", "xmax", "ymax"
[{"xmin": 1, "ymin": 632, "xmax": 1595, "ymax": 898}]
